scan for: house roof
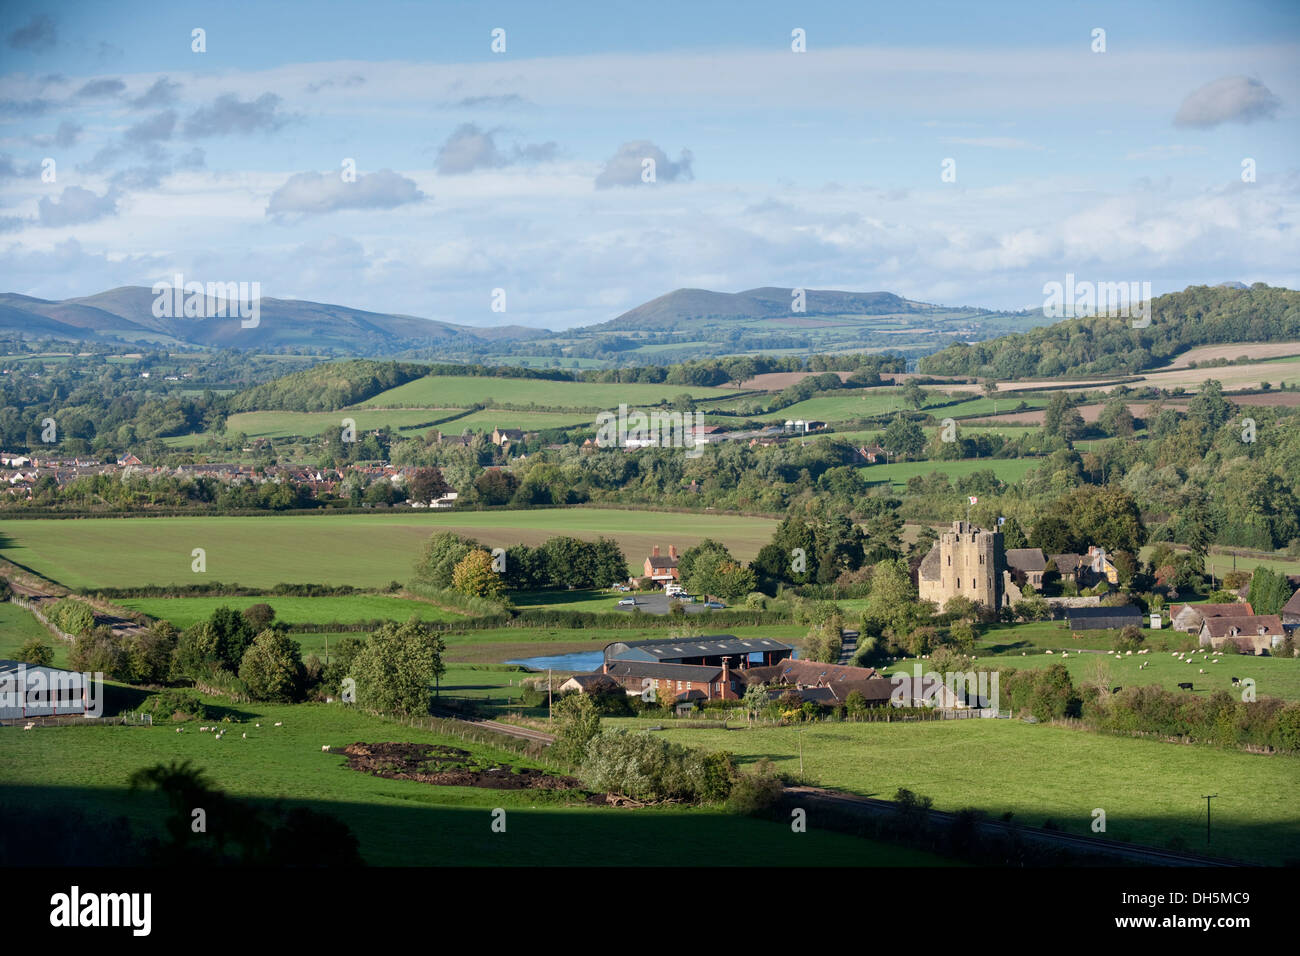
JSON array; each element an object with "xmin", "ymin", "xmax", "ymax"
[
  {"xmin": 564, "ymin": 673, "xmax": 622, "ymax": 690},
  {"xmin": 1049, "ymin": 554, "xmax": 1085, "ymax": 572},
  {"xmin": 1281, "ymin": 590, "xmax": 1300, "ymax": 616},
  {"xmin": 738, "ymin": 659, "xmax": 878, "ymax": 687},
  {"xmin": 1066, "ymin": 605, "xmax": 1141, "ymax": 621},
  {"xmin": 603, "ymin": 661, "xmax": 723, "ymax": 683},
  {"xmin": 918, "ymin": 544, "xmax": 942, "ymax": 582},
  {"xmin": 1201, "ymin": 615, "xmax": 1284, "ymax": 638},
  {"xmin": 1170, "ymin": 602, "xmax": 1254, "ymax": 620},
  {"xmin": 1006, "ymin": 548, "xmax": 1047, "ymax": 572},
  {"xmin": 646, "ymin": 555, "xmax": 678, "ymax": 569}
]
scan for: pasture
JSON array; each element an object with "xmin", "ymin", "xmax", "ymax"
[
  {"xmin": 2, "ymin": 700, "xmax": 951, "ymax": 866},
  {"xmin": 638, "ymin": 718, "xmax": 1298, "ymax": 865},
  {"xmin": 358, "ymin": 375, "xmax": 735, "ymax": 410},
  {"xmin": 118, "ymin": 594, "xmax": 464, "ymax": 630},
  {"xmin": 0, "ymin": 508, "xmax": 778, "ymax": 590},
  {"xmin": 860, "ymin": 457, "xmax": 1040, "ymax": 490}
]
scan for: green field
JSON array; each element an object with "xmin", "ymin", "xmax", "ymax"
[
  {"xmin": 860, "ymin": 457, "xmax": 1040, "ymax": 490},
  {"xmin": 0, "ymin": 602, "xmax": 68, "ymax": 667},
  {"xmin": 2, "ymin": 700, "xmax": 951, "ymax": 866},
  {"xmin": 638, "ymin": 718, "xmax": 1298, "ymax": 865},
  {"xmin": 0, "ymin": 509, "xmax": 777, "ymax": 590},
  {"xmin": 118, "ymin": 594, "xmax": 464, "ymax": 629},
  {"xmin": 360, "ymin": 375, "xmax": 735, "ymax": 410}
]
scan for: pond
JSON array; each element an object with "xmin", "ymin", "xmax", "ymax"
[{"xmin": 504, "ymin": 651, "xmax": 605, "ymax": 672}]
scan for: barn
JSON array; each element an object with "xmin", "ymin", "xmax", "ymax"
[
  {"xmin": 1064, "ymin": 605, "xmax": 1142, "ymax": 631},
  {"xmin": 0, "ymin": 660, "xmax": 97, "ymax": 722}
]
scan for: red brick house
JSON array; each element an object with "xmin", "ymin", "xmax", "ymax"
[{"xmin": 643, "ymin": 545, "xmax": 680, "ymax": 586}]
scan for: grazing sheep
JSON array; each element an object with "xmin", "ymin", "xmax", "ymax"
[
  {"xmin": 322, "ymin": 745, "xmax": 330, "ymax": 752},
  {"xmin": 255, "ymin": 723, "xmax": 261, "ymax": 728},
  {"xmin": 23, "ymin": 723, "xmax": 34, "ymax": 730},
  {"xmin": 1062, "ymin": 652, "xmax": 1069, "ymax": 658},
  {"xmin": 176, "ymin": 727, "xmax": 183, "ymax": 733},
  {"xmin": 1045, "ymin": 649, "xmax": 1053, "ymax": 655},
  {"xmin": 242, "ymin": 733, "xmax": 247, "ymax": 739},
  {"xmin": 274, "ymin": 721, "xmax": 282, "ymax": 727},
  {"xmin": 1200, "ymin": 669, "xmax": 1205, "ymax": 674}
]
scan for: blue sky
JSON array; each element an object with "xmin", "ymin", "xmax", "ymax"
[{"xmin": 1, "ymin": 0, "xmax": 1297, "ymax": 328}]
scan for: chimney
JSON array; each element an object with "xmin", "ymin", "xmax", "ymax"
[
  {"xmin": 721, "ymin": 657, "xmax": 730, "ymax": 694},
  {"xmin": 652, "ymin": 545, "xmax": 660, "ymax": 557},
  {"xmin": 669, "ymin": 545, "xmax": 677, "ymax": 560}
]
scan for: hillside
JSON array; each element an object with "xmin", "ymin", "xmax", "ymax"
[
  {"xmin": 0, "ymin": 287, "xmax": 548, "ymax": 354},
  {"xmin": 919, "ymin": 284, "xmax": 1300, "ymax": 379}
]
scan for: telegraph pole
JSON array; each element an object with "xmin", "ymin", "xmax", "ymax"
[
  {"xmin": 1203, "ymin": 794, "xmax": 1217, "ymax": 844},
  {"xmin": 548, "ymin": 668, "xmax": 553, "ymax": 721}
]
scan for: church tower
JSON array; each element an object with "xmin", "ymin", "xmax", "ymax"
[{"xmin": 918, "ymin": 520, "xmax": 1004, "ymax": 610}]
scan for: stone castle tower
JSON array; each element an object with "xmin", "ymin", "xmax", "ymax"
[{"xmin": 917, "ymin": 520, "xmax": 1005, "ymax": 610}]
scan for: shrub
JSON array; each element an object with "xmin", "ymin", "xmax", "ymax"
[
  {"xmin": 18, "ymin": 638, "xmax": 53, "ymax": 667},
  {"xmin": 141, "ymin": 689, "xmax": 210, "ymax": 723},
  {"xmin": 725, "ymin": 758, "xmax": 783, "ymax": 814}
]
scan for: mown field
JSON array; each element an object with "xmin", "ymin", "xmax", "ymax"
[
  {"xmin": 0, "ymin": 601, "xmax": 67, "ymax": 666},
  {"xmin": 634, "ymin": 718, "xmax": 1298, "ymax": 865},
  {"xmin": 860, "ymin": 457, "xmax": 1040, "ymax": 490},
  {"xmin": 2, "ymin": 700, "xmax": 952, "ymax": 866},
  {"xmin": 0, "ymin": 508, "xmax": 778, "ymax": 590},
  {"xmin": 118, "ymin": 594, "xmax": 464, "ymax": 629},
  {"xmin": 358, "ymin": 375, "xmax": 736, "ymax": 409}
]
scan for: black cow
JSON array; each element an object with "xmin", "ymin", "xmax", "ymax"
[{"xmin": 1177, "ymin": 681, "xmax": 1193, "ymax": 691}]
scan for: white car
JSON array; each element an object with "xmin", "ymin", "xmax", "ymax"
[{"xmin": 617, "ymin": 597, "xmax": 637, "ymax": 607}]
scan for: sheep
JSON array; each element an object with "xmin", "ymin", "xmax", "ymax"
[
  {"xmin": 23, "ymin": 723, "xmax": 34, "ymax": 731},
  {"xmin": 255, "ymin": 723, "xmax": 261, "ymax": 728},
  {"xmin": 1045, "ymin": 649, "xmax": 1054, "ymax": 655},
  {"xmin": 1199, "ymin": 669, "xmax": 1205, "ymax": 674},
  {"xmin": 1126, "ymin": 650, "xmax": 1132, "ymax": 656},
  {"xmin": 274, "ymin": 721, "xmax": 282, "ymax": 727},
  {"xmin": 242, "ymin": 732, "xmax": 247, "ymax": 739},
  {"xmin": 1062, "ymin": 652, "xmax": 1069, "ymax": 658},
  {"xmin": 322, "ymin": 745, "xmax": 330, "ymax": 752},
  {"xmin": 199, "ymin": 726, "xmax": 208, "ymax": 732},
  {"xmin": 176, "ymin": 727, "xmax": 183, "ymax": 733}
]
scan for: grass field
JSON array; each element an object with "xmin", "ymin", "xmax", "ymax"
[
  {"xmin": 860, "ymin": 457, "xmax": 1040, "ymax": 490},
  {"xmin": 636, "ymin": 718, "xmax": 1298, "ymax": 864},
  {"xmin": 2, "ymin": 700, "xmax": 951, "ymax": 866},
  {"xmin": 359, "ymin": 375, "xmax": 735, "ymax": 410},
  {"xmin": 117, "ymin": 594, "xmax": 464, "ymax": 629},
  {"xmin": 901, "ymin": 643, "xmax": 1300, "ymax": 703},
  {"xmin": 0, "ymin": 508, "xmax": 777, "ymax": 590},
  {"xmin": 0, "ymin": 601, "xmax": 68, "ymax": 666}
]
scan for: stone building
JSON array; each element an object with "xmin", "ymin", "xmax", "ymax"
[{"xmin": 917, "ymin": 520, "xmax": 1005, "ymax": 610}]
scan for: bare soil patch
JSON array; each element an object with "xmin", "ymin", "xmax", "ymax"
[{"xmin": 342, "ymin": 741, "xmax": 583, "ymax": 791}]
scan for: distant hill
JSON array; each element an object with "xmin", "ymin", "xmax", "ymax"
[
  {"xmin": 0, "ymin": 287, "xmax": 548, "ymax": 354},
  {"xmin": 593, "ymin": 287, "xmax": 923, "ymax": 331},
  {"xmin": 919, "ymin": 283, "xmax": 1300, "ymax": 379}
]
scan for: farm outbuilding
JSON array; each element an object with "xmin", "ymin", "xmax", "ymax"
[
  {"xmin": 1064, "ymin": 605, "xmax": 1143, "ymax": 630},
  {"xmin": 0, "ymin": 660, "xmax": 98, "ymax": 722}
]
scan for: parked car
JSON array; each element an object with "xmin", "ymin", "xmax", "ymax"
[
  {"xmin": 617, "ymin": 597, "xmax": 637, "ymax": 607},
  {"xmin": 704, "ymin": 600, "xmax": 726, "ymax": 609}
]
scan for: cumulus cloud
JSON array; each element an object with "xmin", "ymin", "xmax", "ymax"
[
  {"xmin": 76, "ymin": 77, "xmax": 126, "ymax": 99},
  {"xmin": 266, "ymin": 168, "xmax": 425, "ymax": 219},
  {"xmin": 7, "ymin": 14, "xmax": 56, "ymax": 52},
  {"xmin": 124, "ymin": 110, "xmax": 177, "ymax": 145},
  {"xmin": 184, "ymin": 92, "xmax": 290, "ymax": 137},
  {"xmin": 435, "ymin": 123, "xmax": 557, "ymax": 174},
  {"xmin": 37, "ymin": 185, "xmax": 118, "ymax": 227},
  {"xmin": 131, "ymin": 77, "xmax": 181, "ymax": 109},
  {"xmin": 595, "ymin": 140, "xmax": 693, "ymax": 188},
  {"xmin": 1174, "ymin": 76, "xmax": 1282, "ymax": 128},
  {"xmin": 0, "ymin": 98, "xmax": 53, "ymax": 117}
]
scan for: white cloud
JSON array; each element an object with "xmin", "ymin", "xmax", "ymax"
[
  {"xmin": 266, "ymin": 168, "xmax": 426, "ymax": 219},
  {"xmin": 1174, "ymin": 76, "xmax": 1282, "ymax": 128}
]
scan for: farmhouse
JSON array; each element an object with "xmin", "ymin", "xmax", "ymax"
[
  {"xmin": 917, "ymin": 520, "xmax": 1005, "ymax": 610},
  {"xmin": 642, "ymin": 545, "xmax": 680, "ymax": 587},
  {"xmin": 557, "ymin": 673, "xmax": 623, "ymax": 695},
  {"xmin": 602, "ymin": 660, "xmax": 739, "ymax": 701},
  {"xmin": 1169, "ymin": 602, "xmax": 1254, "ymax": 634},
  {"xmin": 1198, "ymin": 615, "xmax": 1285, "ymax": 655},
  {"xmin": 491, "ymin": 427, "xmax": 524, "ymax": 447}
]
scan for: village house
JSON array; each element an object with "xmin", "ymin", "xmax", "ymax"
[
  {"xmin": 1005, "ymin": 548, "xmax": 1048, "ymax": 590},
  {"xmin": 491, "ymin": 427, "xmax": 525, "ymax": 447},
  {"xmin": 1198, "ymin": 615, "xmax": 1286, "ymax": 655},
  {"xmin": 1169, "ymin": 602, "xmax": 1254, "ymax": 634},
  {"xmin": 856, "ymin": 443, "xmax": 887, "ymax": 464},
  {"xmin": 642, "ymin": 545, "xmax": 680, "ymax": 587}
]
